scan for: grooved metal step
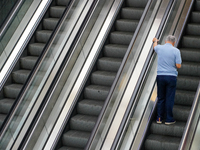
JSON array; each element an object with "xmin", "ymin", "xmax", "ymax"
[
  {"xmin": 91, "ymin": 71, "xmax": 116, "ymax": 86},
  {"xmin": 145, "ymin": 134, "xmax": 181, "ymax": 150},
  {"xmin": 103, "ymin": 44, "xmax": 128, "ymax": 58},
  {"xmin": 77, "ymin": 99, "xmax": 104, "ymax": 116},
  {"xmin": 70, "ymin": 114, "xmax": 97, "ymax": 132},
  {"xmin": 62, "ymin": 130, "xmax": 91, "ymax": 148},
  {"xmin": 150, "ymin": 121, "xmax": 185, "ymax": 137}
]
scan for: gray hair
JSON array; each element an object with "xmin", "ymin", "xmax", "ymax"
[{"xmin": 166, "ymin": 35, "xmax": 176, "ymax": 43}]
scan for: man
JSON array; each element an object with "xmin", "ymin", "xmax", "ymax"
[{"xmin": 153, "ymin": 35, "xmax": 182, "ymax": 125}]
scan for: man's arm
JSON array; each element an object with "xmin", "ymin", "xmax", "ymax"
[
  {"xmin": 152, "ymin": 37, "xmax": 159, "ymax": 49},
  {"xmin": 176, "ymin": 64, "xmax": 181, "ymax": 69}
]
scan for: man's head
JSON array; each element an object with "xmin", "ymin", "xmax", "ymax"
[{"xmin": 165, "ymin": 35, "xmax": 176, "ymax": 46}]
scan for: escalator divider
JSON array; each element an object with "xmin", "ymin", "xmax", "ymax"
[
  {"xmin": 109, "ymin": 0, "xmax": 176, "ymax": 149},
  {"xmin": 0, "ymin": 0, "xmax": 74, "ymax": 141}
]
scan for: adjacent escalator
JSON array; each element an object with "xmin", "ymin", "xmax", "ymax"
[
  {"xmin": 0, "ymin": 0, "xmax": 70, "ymax": 127},
  {"xmin": 144, "ymin": 0, "xmax": 200, "ymax": 149},
  {"xmin": 55, "ymin": 0, "xmax": 148, "ymax": 149}
]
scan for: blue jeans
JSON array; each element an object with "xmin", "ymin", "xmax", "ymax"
[{"xmin": 156, "ymin": 75, "xmax": 177, "ymax": 122}]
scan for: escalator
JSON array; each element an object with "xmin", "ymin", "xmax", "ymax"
[
  {"xmin": 143, "ymin": 0, "xmax": 200, "ymax": 149},
  {"xmin": 55, "ymin": 0, "xmax": 148, "ymax": 149},
  {"xmin": 0, "ymin": 0, "xmax": 69, "ymax": 127}
]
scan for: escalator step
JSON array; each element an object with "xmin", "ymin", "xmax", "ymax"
[
  {"xmin": 121, "ymin": 7, "xmax": 144, "ymax": 20},
  {"xmin": 145, "ymin": 134, "xmax": 181, "ymax": 150},
  {"xmin": 58, "ymin": 146, "xmax": 82, "ymax": 150},
  {"xmin": 115, "ymin": 19, "xmax": 139, "ymax": 32},
  {"xmin": 191, "ymin": 12, "xmax": 200, "ymax": 23},
  {"xmin": 77, "ymin": 99, "xmax": 104, "ymax": 116},
  {"xmin": 103, "ymin": 44, "xmax": 128, "ymax": 58},
  {"xmin": 0, "ymin": 114, "xmax": 6, "ymax": 127},
  {"xmin": 20, "ymin": 56, "xmax": 38, "ymax": 70},
  {"xmin": 91, "ymin": 71, "xmax": 116, "ymax": 86},
  {"xmin": 173, "ymin": 105, "xmax": 191, "ymax": 122},
  {"xmin": 43, "ymin": 18, "xmax": 59, "ymax": 30},
  {"xmin": 50, "ymin": 6, "xmax": 65, "ymax": 18},
  {"xmin": 62, "ymin": 130, "xmax": 90, "ymax": 148},
  {"xmin": 35, "ymin": 30, "xmax": 52, "ymax": 43},
  {"xmin": 126, "ymin": 0, "xmax": 148, "ymax": 8},
  {"xmin": 0, "ymin": 99, "xmax": 15, "ymax": 114},
  {"xmin": 110, "ymin": 31, "xmax": 133, "ymax": 45},
  {"xmin": 177, "ymin": 76, "xmax": 200, "ymax": 91},
  {"xmin": 181, "ymin": 35, "xmax": 200, "ymax": 49},
  {"xmin": 4, "ymin": 84, "xmax": 23, "ymax": 99},
  {"xmin": 175, "ymin": 90, "xmax": 195, "ymax": 106},
  {"xmin": 180, "ymin": 48, "xmax": 200, "ymax": 63},
  {"xmin": 186, "ymin": 23, "xmax": 200, "ymax": 36},
  {"xmin": 28, "ymin": 43, "xmax": 45, "ymax": 56},
  {"xmin": 97, "ymin": 57, "xmax": 122, "ymax": 72},
  {"xmin": 195, "ymin": 0, "xmax": 200, "ymax": 11},
  {"xmin": 178, "ymin": 62, "xmax": 200, "ymax": 77},
  {"xmin": 70, "ymin": 114, "xmax": 97, "ymax": 132},
  {"xmin": 150, "ymin": 121, "xmax": 185, "ymax": 137},
  {"xmin": 57, "ymin": 0, "xmax": 70, "ymax": 6},
  {"xmin": 12, "ymin": 70, "xmax": 31, "ymax": 84},
  {"xmin": 84, "ymin": 85, "xmax": 110, "ymax": 101}
]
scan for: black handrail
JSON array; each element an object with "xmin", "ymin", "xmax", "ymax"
[
  {"xmin": 0, "ymin": 0, "xmax": 73, "ymax": 140},
  {"xmin": 0, "ymin": 0, "xmax": 24, "ymax": 39},
  {"xmin": 110, "ymin": 0, "xmax": 176, "ymax": 149}
]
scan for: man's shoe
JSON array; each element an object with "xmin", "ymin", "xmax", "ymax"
[
  {"xmin": 165, "ymin": 120, "xmax": 176, "ymax": 125},
  {"xmin": 156, "ymin": 118, "xmax": 162, "ymax": 124}
]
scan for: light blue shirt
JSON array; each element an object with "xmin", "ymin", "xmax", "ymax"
[{"xmin": 154, "ymin": 43, "xmax": 182, "ymax": 76}]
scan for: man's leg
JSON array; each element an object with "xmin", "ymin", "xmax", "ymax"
[
  {"xmin": 165, "ymin": 76, "xmax": 177, "ymax": 123},
  {"xmin": 156, "ymin": 75, "xmax": 166, "ymax": 122}
]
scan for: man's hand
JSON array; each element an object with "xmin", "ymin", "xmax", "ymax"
[
  {"xmin": 152, "ymin": 37, "xmax": 159, "ymax": 43},
  {"xmin": 176, "ymin": 64, "xmax": 181, "ymax": 69},
  {"xmin": 153, "ymin": 37, "xmax": 159, "ymax": 49}
]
